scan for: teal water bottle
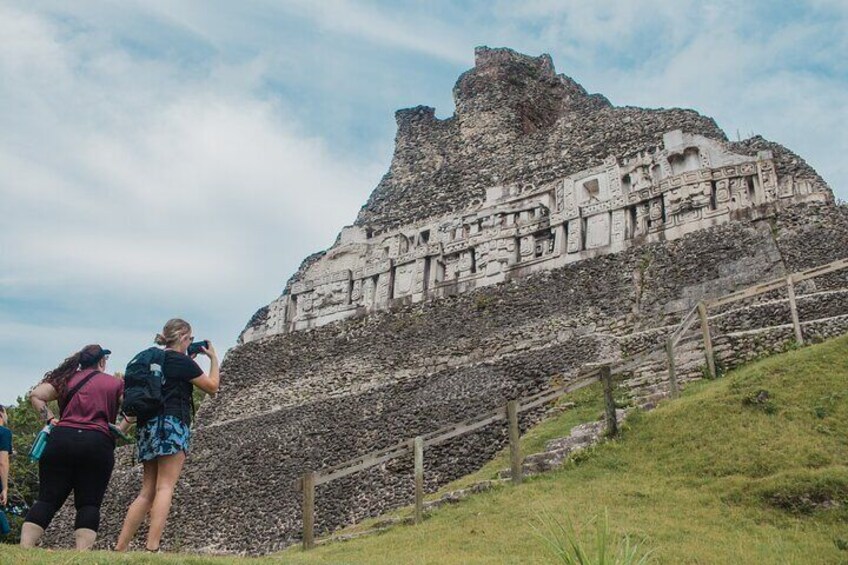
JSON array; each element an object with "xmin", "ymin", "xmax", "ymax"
[{"xmin": 28, "ymin": 423, "xmax": 54, "ymax": 462}]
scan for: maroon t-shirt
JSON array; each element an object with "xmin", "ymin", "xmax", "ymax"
[{"xmin": 56, "ymin": 369, "xmax": 123, "ymax": 437}]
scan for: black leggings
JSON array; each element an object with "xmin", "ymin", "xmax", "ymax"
[{"xmin": 25, "ymin": 426, "xmax": 115, "ymax": 532}]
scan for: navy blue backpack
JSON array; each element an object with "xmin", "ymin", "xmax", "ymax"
[{"xmin": 122, "ymin": 347, "xmax": 167, "ymax": 421}]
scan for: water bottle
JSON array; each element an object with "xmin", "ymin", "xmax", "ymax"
[{"xmin": 28, "ymin": 423, "xmax": 54, "ymax": 462}]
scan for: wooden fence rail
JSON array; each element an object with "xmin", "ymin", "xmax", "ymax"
[
  {"xmin": 299, "ymin": 256, "xmax": 847, "ymax": 550},
  {"xmin": 706, "ymin": 257, "xmax": 848, "ymax": 309},
  {"xmin": 297, "ymin": 367, "xmax": 609, "ymax": 549},
  {"xmin": 669, "ymin": 256, "xmax": 848, "ymax": 394}
]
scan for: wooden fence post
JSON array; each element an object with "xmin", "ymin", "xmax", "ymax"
[
  {"xmin": 697, "ymin": 301, "xmax": 717, "ymax": 379},
  {"xmin": 413, "ymin": 436, "xmax": 424, "ymax": 524},
  {"xmin": 786, "ymin": 275, "xmax": 804, "ymax": 345},
  {"xmin": 666, "ymin": 337, "xmax": 679, "ymax": 398},
  {"xmin": 601, "ymin": 365, "xmax": 617, "ymax": 437},
  {"xmin": 507, "ymin": 400, "xmax": 522, "ymax": 484},
  {"xmin": 302, "ymin": 470, "xmax": 316, "ymax": 550}
]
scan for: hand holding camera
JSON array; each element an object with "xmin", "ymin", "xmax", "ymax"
[
  {"xmin": 187, "ymin": 339, "xmax": 217, "ymax": 359},
  {"xmin": 187, "ymin": 340, "xmax": 209, "ymax": 357}
]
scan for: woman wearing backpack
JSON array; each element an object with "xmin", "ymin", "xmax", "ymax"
[
  {"xmin": 115, "ymin": 318, "xmax": 219, "ymax": 552},
  {"xmin": 21, "ymin": 344, "xmax": 124, "ymax": 550}
]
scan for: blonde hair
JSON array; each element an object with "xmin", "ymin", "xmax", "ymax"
[{"xmin": 155, "ymin": 318, "xmax": 192, "ymax": 348}]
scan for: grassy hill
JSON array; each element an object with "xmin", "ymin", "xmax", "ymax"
[{"xmin": 4, "ymin": 334, "xmax": 847, "ymax": 564}]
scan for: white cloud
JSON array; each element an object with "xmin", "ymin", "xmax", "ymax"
[
  {"xmin": 0, "ymin": 4, "xmax": 382, "ymax": 290},
  {"xmin": 0, "ymin": 4, "xmax": 385, "ymax": 403},
  {"xmin": 1, "ymin": 1, "xmax": 845, "ymax": 404},
  {"xmin": 272, "ymin": 0, "xmax": 471, "ymax": 65}
]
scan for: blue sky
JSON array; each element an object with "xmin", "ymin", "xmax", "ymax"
[{"xmin": 2, "ymin": 0, "xmax": 846, "ymax": 404}]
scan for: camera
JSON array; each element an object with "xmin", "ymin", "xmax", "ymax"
[{"xmin": 187, "ymin": 340, "xmax": 209, "ymax": 356}]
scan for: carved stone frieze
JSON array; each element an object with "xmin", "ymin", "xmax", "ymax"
[{"xmin": 243, "ymin": 130, "xmax": 831, "ymax": 340}]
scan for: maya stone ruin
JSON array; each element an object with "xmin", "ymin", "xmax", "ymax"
[{"xmin": 47, "ymin": 47, "xmax": 848, "ymax": 554}]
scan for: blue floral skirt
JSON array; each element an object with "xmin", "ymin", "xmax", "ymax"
[{"xmin": 137, "ymin": 415, "xmax": 191, "ymax": 462}]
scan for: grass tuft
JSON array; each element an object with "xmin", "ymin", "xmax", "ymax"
[{"xmin": 531, "ymin": 510, "xmax": 652, "ymax": 565}]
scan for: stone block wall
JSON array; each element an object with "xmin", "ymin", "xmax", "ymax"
[{"xmin": 619, "ymin": 283, "xmax": 848, "ymax": 404}]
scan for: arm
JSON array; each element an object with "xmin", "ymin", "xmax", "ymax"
[
  {"xmin": 0, "ymin": 450, "xmax": 8, "ymax": 506},
  {"xmin": 115, "ymin": 394, "xmax": 134, "ymax": 433},
  {"xmin": 29, "ymin": 382, "xmax": 59, "ymax": 424},
  {"xmin": 190, "ymin": 342, "xmax": 220, "ymax": 395},
  {"xmin": 117, "ymin": 415, "xmax": 134, "ymax": 433}
]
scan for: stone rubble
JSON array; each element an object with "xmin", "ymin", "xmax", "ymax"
[{"xmin": 500, "ymin": 409, "xmax": 629, "ymax": 480}]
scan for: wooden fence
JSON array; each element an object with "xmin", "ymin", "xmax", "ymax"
[
  {"xmin": 297, "ymin": 256, "xmax": 848, "ymax": 549},
  {"xmin": 666, "ymin": 256, "xmax": 848, "ymax": 395},
  {"xmin": 295, "ymin": 366, "xmax": 614, "ymax": 549}
]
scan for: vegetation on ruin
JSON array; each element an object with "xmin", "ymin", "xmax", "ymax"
[{"xmin": 3, "ymin": 334, "xmax": 847, "ymax": 563}]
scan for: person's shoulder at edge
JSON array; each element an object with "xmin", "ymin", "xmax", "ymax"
[{"xmin": 0, "ymin": 425, "xmax": 11, "ymax": 451}]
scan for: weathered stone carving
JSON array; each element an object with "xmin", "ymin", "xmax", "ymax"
[
  {"xmin": 240, "ymin": 49, "xmax": 833, "ymax": 341},
  {"xmin": 243, "ymin": 127, "xmax": 831, "ymax": 337}
]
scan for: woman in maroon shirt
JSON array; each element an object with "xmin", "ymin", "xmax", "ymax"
[{"xmin": 21, "ymin": 344, "xmax": 126, "ymax": 550}]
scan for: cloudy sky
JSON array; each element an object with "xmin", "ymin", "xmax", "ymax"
[{"xmin": 2, "ymin": 0, "xmax": 846, "ymax": 404}]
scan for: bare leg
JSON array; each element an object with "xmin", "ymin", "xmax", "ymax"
[
  {"xmin": 146, "ymin": 452, "xmax": 185, "ymax": 551},
  {"xmin": 20, "ymin": 522, "xmax": 44, "ymax": 548},
  {"xmin": 74, "ymin": 527, "xmax": 97, "ymax": 550},
  {"xmin": 114, "ymin": 460, "xmax": 158, "ymax": 551}
]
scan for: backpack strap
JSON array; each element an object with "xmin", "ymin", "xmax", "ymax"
[{"xmin": 59, "ymin": 370, "xmax": 100, "ymax": 418}]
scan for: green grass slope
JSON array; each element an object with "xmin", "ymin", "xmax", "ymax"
[
  {"xmin": 283, "ymin": 334, "xmax": 848, "ymax": 564},
  {"xmin": 3, "ymin": 335, "xmax": 847, "ymax": 564}
]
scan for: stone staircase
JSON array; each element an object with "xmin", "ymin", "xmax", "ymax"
[{"xmin": 499, "ymin": 409, "xmax": 628, "ymax": 479}]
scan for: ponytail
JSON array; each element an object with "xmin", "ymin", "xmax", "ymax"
[
  {"xmin": 155, "ymin": 318, "xmax": 192, "ymax": 348},
  {"xmin": 42, "ymin": 351, "xmax": 83, "ymax": 401}
]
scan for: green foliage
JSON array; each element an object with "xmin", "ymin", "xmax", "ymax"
[
  {"xmin": 637, "ymin": 252, "xmax": 653, "ymax": 274},
  {"xmin": 699, "ymin": 357, "xmax": 726, "ymax": 380},
  {"xmin": 430, "ymin": 382, "xmax": 607, "ymax": 491},
  {"xmin": 812, "ymin": 390, "xmax": 842, "ymax": 420},
  {"xmin": 279, "ymin": 334, "xmax": 848, "ymax": 564},
  {"xmin": 193, "ymin": 386, "xmax": 208, "ymax": 409},
  {"xmin": 532, "ymin": 510, "xmax": 652, "ymax": 565},
  {"xmin": 474, "ymin": 294, "xmax": 493, "ymax": 311},
  {"xmin": 2, "ymin": 395, "xmax": 45, "ymax": 543}
]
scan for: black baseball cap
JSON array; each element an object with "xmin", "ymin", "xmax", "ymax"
[{"xmin": 79, "ymin": 344, "xmax": 112, "ymax": 367}]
